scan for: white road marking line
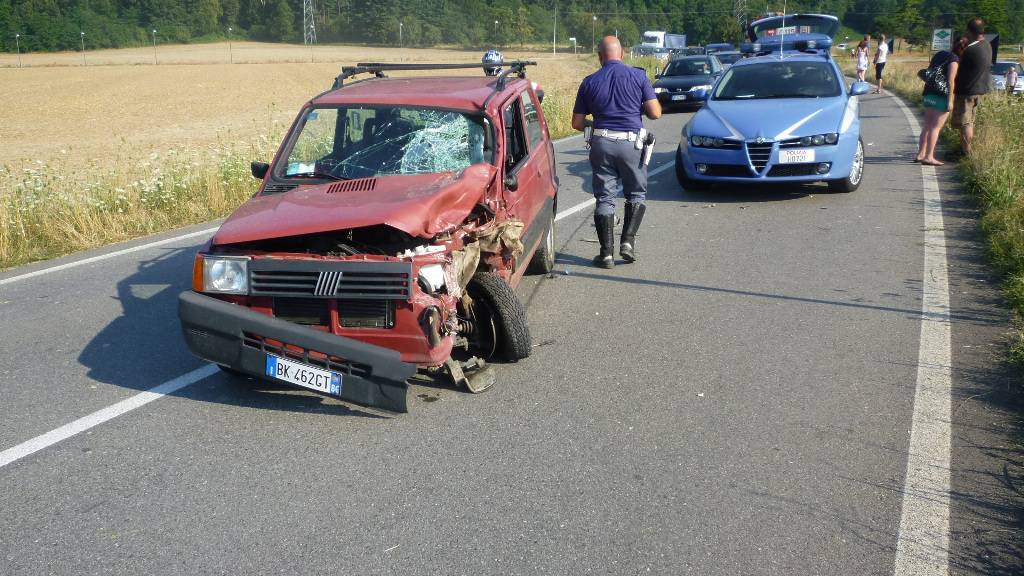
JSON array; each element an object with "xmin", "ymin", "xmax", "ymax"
[
  {"xmin": 0, "ymin": 364, "xmax": 218, "ymax": 469},
  {"xmin": 890, "ymin": 95, "xmax": 953, "ymax": 575},
  {"xmin": 0, "ymin": 227, "xmax": 218, "ymax": 287},
  {"xmin": 554, "ymin": 161, "xmax": 674, "ymax": 222}
]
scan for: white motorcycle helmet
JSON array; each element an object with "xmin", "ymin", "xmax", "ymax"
[{"xmin": 482, "ymin": 49, "xmax": 503, "ymax": 77}]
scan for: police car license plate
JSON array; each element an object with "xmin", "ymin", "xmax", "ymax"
[
  {"xmin": 779, "ymin": 149, "xmax": 815, "ymax": 164},
  {"xmin": 671, "ymin": 94, "xmax": 688, "ymax": 101},
  {"xmin": 266, "ymin": 354, "xmax": 342, "ymax": 396}
]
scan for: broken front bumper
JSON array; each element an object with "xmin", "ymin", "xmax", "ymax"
[{"xmin": 178, "ymin": 291, "xmax": 417, "ymax": 412}]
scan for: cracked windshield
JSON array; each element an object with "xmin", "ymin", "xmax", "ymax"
[{"xmin": 282, "ymin": 106, "xmax": 489, "ymax": 181}]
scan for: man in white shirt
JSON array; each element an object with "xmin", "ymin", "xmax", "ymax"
[{"xmin": 873, "ymin": 34, "xmax": 889, "ymax": 94}]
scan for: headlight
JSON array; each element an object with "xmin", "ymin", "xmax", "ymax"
[
  {"xmin": 797, "ymin": 133, "xmax": 839, "ymax": 147},
  {"xmin": 417, "ymin": 264, "xmax": 447, "ymax": 295},
  {"xmin": 691, "ymin": 135, "xmax": 729, "ymax": 147},
  {"xmin": 654, "ymin": 87, "xmax": 666, "ymax": 94},
  {"xmin": 690, "ymin": 84, "xmax": 713, "ymax": 92},
  {"xmin": 201, "ymin": 256, "xmax": 250, "ymax": 294}
]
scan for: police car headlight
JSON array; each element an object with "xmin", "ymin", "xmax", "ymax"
[
  {"xmin": 654, "ymin": 87, "xmax": 667, "ymax": 94},
  {"xmin": 691, "ymin": 135, "xmax": 715, "ymax": 147},
  {"xmin": 824, "ymin": 133, "xmax": 839, "ymax": 145},
  {"xmin": 417, "ymin": 264, "xmax": 447, "ymax": 295},
  {"xmin": 201, "ymin": 256, "xmax": 250, "ymax": 294},
  {"xmin": 811, "ymin": 134, "xmax": 825, "ymax": 146},
  {"xmin": 800, "ymin": 136, "xmax": 812, "ymax": 146}
]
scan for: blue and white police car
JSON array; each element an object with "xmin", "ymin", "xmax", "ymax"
[{"xmin": 675, "ymin": 14, "xmax": 871, "ymax": 193}]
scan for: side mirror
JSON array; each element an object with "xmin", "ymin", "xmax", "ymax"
[
  {"xmin": 849, "ymin": 81, "xmax": 871, "ymax": 96},
  {"xmin": 251, "ymin": 161, "xmax": 270, "ymax": 180},
  {"xmin": 503, "ymin": 174, "xmax": 519, "ymax": 192}
]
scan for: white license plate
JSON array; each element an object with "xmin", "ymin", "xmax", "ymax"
[
  {"xmin": 266, "ymin": 354, "xmax": 342, "ymax": 396},
  {"xmin": 671, "ymin": 94, "xmax": 688, "ymax": 101},
  {"xmin": 779, "ymin": 148, "xmax": 815, "ymax": 164}
]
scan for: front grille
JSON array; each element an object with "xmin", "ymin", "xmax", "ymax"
[
  {"xmin": 767, "ymin": 163, "xmax": 819, "ymax": 177},
  {"xmin": 339, "ymin": 299, "xmax": 395, "ymax": 328},
  {"xmin": 273, "ymin": 298, "xmax": 329, "ymax": 326},
  {"xmin": 243, "ymin": 333, "xmax": 371, "ymax": 378},
  {"xmin": 250, "ymin": 260, "xmax": 413, "ymax": 300},
  {"xmin": 705, "ymin": 164, "xmax": 753, "ymax": 177},
  {"xmin": 746, "ymin": 142, "xmax": 773, "ymax": 172}
]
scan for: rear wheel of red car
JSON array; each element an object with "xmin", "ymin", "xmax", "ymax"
[
  {"xmin": 466, "ymin": 272, "xmax": 532, "ymax": 362},
  {"xmin": 526, "ymin": 209, "xmax": 555, "ymax": 275}
]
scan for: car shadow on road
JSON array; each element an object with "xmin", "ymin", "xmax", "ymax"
[{"xmin": 76, "ymin": 245, "xmax": 387, "ymax": 419}]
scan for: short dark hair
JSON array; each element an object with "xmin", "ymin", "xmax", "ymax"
[{"xmin": 967, "ymin": 18, "xmax": 985, "ymax": 36}]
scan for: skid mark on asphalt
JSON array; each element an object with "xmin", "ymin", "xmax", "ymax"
[{"xmin": 889, "ymin": 96, "xmax": 953, "ymax": 576}]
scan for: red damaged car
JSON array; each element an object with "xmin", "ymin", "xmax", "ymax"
[{"xmin": 178, "ymin": 62, "xmax": 557, "ymax": 412}]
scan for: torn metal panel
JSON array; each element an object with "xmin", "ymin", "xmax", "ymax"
[{"xmin": 212, "ymin": 164, "xmax": 497, "ymax": 246}]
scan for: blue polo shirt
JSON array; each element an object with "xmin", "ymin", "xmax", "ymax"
[{"xmin": 573, "ymin": 60, "xmax": 656, "ymax": 131}]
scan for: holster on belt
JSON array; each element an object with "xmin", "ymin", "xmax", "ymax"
[{"xmin": 639, "ymin": 131, "xmax": 656, "ymax": 168}]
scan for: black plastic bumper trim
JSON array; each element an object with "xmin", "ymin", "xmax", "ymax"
[{"xmin": 178, "ymin": 291, "xmax": 416, "ymax": 412}]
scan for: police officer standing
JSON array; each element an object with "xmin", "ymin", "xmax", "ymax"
[{"xmin": 572, "ymin": 36, "xmax": 662, "ymax": 268}]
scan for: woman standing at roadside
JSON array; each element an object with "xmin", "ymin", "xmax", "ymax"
[
  {"xmin": 916, "ymin": 37, "xmax": 964, "ymax": 165},
  {"xmin": 855, "ymin": 40, "xmax": 869, "ymax": 81}
]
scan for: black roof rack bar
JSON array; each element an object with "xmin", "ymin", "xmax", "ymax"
[{"xmin": 332, "ymin": 60, "xmax": 536, "ymax": 90}]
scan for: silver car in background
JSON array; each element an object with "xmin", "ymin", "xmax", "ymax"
[{"xmin": 992, "ymin": 61, "xmax": 1023, "ymax": 95}]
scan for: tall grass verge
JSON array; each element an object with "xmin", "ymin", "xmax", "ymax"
[
  {"xmin": 0, "ymin": 135, "xmax": 277, "ymax": 269},
  {"xmin": 843, "ymin": 58, "xmax": 1024, "ymax": 364}
]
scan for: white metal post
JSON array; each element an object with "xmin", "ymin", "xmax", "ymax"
[
  {"xmin": 16, "ymin": 33, "xmax": 22, "ymax": 68},
  {"xmin": 152, "ymin": 30, "xmax": 157, "ymax": 65},
  {"xmin": 592, "ymin": 15, "xmax": 596, "ymax": 54},
  {"xmin": 552, "ymin": 9, "xmax": 556, "ymax": 55},
  {"xmin": 228, "ymin": 27, "xmax": 233, "ymax": 64},
  {"xmin": 399, "ymin": 22, "xmax": 403, "ymax": 47},
  {"xmin": 80, "ymin": 31, "xmax": 85, "ymax": 66}
]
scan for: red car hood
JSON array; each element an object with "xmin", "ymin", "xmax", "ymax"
[{"xmin": 213, "ymin": 164, "xmax": 496, "ymax": 245}]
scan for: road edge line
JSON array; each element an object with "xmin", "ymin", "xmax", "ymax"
[
  {"xmin": 0, "ymin": 364, "xmax": 218, "ymax": 469},
  {"xmin": 0, "ymin": 227, "xmax": 218, "ymax": 287},
  {"xmin": 890, "ymin": 95, "xmax": 953, "ymax": 575}
]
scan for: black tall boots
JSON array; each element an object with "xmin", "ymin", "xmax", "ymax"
[
  {"xmin": 593, "ymin": 213, "xmax": 615, "ymax": 269},
  {"xmin": 619, "ymin": 202, "xmax": 646, "ymax": 263}
]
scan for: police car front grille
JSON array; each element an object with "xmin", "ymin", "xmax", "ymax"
[
  {"xmin": 746, "ymin": 142, "xmax": 773, "ymax": 172},
  {"xmin": 767, "ymin": 164, "xmax": 819, "ymax": 177}
]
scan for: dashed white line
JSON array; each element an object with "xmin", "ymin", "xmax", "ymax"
[
  {"xmin": 890, "ymin": 95, "xmax": 953, "ymax": 575},
  {"xmin": 0, "ymin": 364, "xmax": 218, "ymax": 469}
]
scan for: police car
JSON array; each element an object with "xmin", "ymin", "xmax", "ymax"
[{"xmin": 675, "ymin": 14, "xmax": 870, "ymax": 193}]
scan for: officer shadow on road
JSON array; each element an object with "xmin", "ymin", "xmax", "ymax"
[{"xmin": 77, "ymin": 245, "xmax": 386, "ymax": 419}]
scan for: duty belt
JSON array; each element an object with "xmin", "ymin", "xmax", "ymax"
[{"xmin": 594, "ymin": 129, "xmax": 636, "ymax": 140}]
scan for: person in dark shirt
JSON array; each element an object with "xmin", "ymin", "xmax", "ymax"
[
  {"xmin": 916, "ymin": 40, "xmax": 960, "ymax": 165},
  {"xmin": 952, "ymin": 18, "xmax": 992, "ymax": 156},
  {"xmin": 572, "ymin": 36, "xmax": 662, "ymax": 268}
]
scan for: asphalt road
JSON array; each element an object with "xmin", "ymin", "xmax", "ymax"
[{"xmin": 1, "ymin": 93, "xmax": 1021, "ymax": 575}]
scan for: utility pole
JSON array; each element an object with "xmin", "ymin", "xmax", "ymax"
[
  {"xmin": 227, "ymin": 27, "xmax": 233, "ymax": 64},
  {"xmin": 552, "ymin": 6, "xmax": 557, "ymax": 55},
  {"xmin": 303, "ymin": 0, "xmax": 317, "ymax": 45},
  {"xmin": 734, "ymin": 0, "xmax": 748, "ymax": 41},
  {"xmin": 80, "ymin": 31, "xmax": 86, "ymax": 66},
  {"xmin": 592, "ymin": 15, "xmax": 597, "ymax": 54},
  {"xmin": 399, "ymin": 22, "xmax": 403, "ymax": 47},
  {"xmin": 494, "ymin": 20, "xmax": 498, "ymax": 46},
  {"xmin": 15, "ymin": 33, "xmax": 21, "ymax": 68},
  {"xmin": 152, "ymin": 29, "xmax": 158, "ymax": 65}
]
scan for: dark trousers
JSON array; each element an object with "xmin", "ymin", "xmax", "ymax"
[{"xmin": 589, "ymin": 136, "xmax": 647, "ymax": 217}]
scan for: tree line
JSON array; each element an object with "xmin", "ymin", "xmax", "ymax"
[{"xmin": 1, "ymin": 0, "xmax": 1020, "ymax": 53}]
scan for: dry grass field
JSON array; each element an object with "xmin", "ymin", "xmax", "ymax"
[{"xmin": 0, "ymin": 42, "xmax": 595, "ymax": 268}]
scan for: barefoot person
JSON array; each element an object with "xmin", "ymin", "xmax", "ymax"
[
  {"xmin": 571, "ymin": 36, "xmax": 662, "ymax": 268},
  {"xmin": 916, "ymin": 39, "xmax": 961, "ymax": 165}
]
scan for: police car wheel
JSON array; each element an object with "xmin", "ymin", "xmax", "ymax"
[
  {"xmin": 466, "ymin": 272, "xmax": 532, "ymax": 362},
  {"xmin": 828, "ymin": 138, "xmax": 864, "ymax": 193},
  {"xmin": 526, "ymin": 208, "xmax": 555, "ymax": 275},
  {"xmin": 676, "ymin": 155, "xmax": 710, "ymax": 191}
]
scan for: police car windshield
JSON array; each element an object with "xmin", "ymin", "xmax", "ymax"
[
  {"xmin": 663, "ymin": 59, "xmax": 712, "ymax": 76},
  {"xmin": 278, "ymin": 105, "xmax": 491, "ymax": 181},
  {"xmin": 713, "ymin": 61, "xmax": 840, "ymax": 100}
]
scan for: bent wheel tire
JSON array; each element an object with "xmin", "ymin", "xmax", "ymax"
[
  {"xmin": 467, "ymin": 272, "xmax": 532, "ymax": 362},
  {"xmin": 526, "ymin": 209, "xmax": 555, "ymax": 275},
  {"xmin": 828, "ymin": 138, "xmax": 864, "ymax": 193},
  {"xmin": 676, "ymin": 155, "xmax": 711, "ymax": 191}
]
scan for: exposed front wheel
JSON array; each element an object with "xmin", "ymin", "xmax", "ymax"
[
  {"xmin": 465, "ymin": 272, "xmax": 532, "ymax": 362},
  {"xmin": 526, "ymin": 208, "xmax": 555, "ymax": 275},
  {"xmin": 828, "ymin": 138, "xmax": 864, "ymax": 193}
]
